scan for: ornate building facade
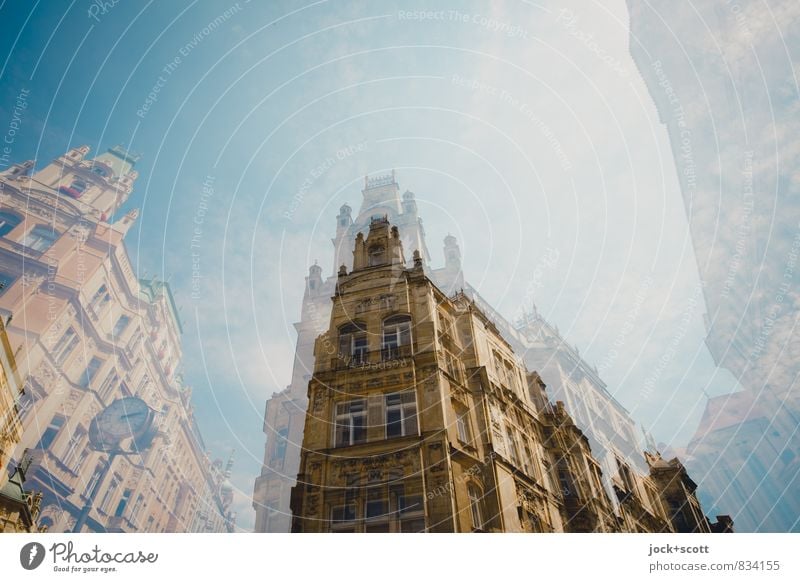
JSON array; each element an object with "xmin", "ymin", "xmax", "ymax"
[
  {"xmin": 254, "ymin": 173, "xmax": 690, "ymax": 532},
  {"xmin": 0, "ymin": 146, "xmax": 233, "ymax": 532},
  {"xmin": 0, "ymin": 313, "xmax": 43, "ymax": 532},
  {"xmin": 289, "ymin": 216, "xmax": 723, "ymax": 532},
  {"xmin": 628, "ymin": 0, "xmax": 800, "ymax": 531}
]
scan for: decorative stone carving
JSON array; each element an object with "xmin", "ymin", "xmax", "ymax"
[{"xmin": 21, "ymin": 272, "xmax": 45, "ymax": 289}]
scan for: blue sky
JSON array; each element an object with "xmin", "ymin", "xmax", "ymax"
[{"xmin": 0, "ymin": 0, "xmax": 744, "ymax": 530}]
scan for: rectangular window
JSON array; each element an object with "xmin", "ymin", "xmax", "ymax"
[
  {"xmin": 115, "ymin": 489, "xmax": 132, "ymax": 517},
  {"xmin": 62, "ymin": 427, "xmax": 86, "ymax": 471},
  {"xmin": 382, "ymin": 317, "xmax": 411, "ymax": 360},
  {"xmin": 98, "ymin": 370, "xmax": 119, "ymax": 402},
  {"xmin": 365, "ymin": 487, "xmax": 388, "ymax": 520},
  {"xmin": 21, "ymin": 225, "xmax": 58, "ymax": 251},
  {"xmin": 112, "ymin": 314, "xmax": 130, "ymax": 338},
  {"xmin": 506, "ymin": 427, "xmax": 521, "ymax": 466},
  {"xmin": 272, "ymin": 427, "xmax": 289, "ymax": 464},
  {"xmin": 100, "ymin": 475, "xmax": 120, "ymax": 513},
  {"xmin": 0, "ymin": 271, "xmax": 15, "ymax": 295},
  {"xmin": 334, "ymin": 399, "xmax": 367, "ymax": 447},
  {"xmin": 53, "ymin": 327, "xmax": 79, "ymax": 365},
  {"xmin": 351, "ymin": 334, "xmax": 368, "ymax": 364},
  {"xmin": 456, "ymin": 407, "xmax": 472, "ymax": 445},
  {"xmin": 90, "ymin": 284, "xmax": 110, "ymax": 311},
  {"xmin": 129, "ymin": 494, "xmax": 145, "ymax": 526},
  {"xmin": 468, "ymin": 486, "xmax": 484, "ymax": 530},
  {"xmin": 558, "ymin": 462, "xmax": 574, "ymax": 496},
  {"xmin": 79, "ymin": 356, "xmax": 103, "ymax": 388},
  {"xmin": 36, "ymin": 415, "xmax": 65, "ymax": 450},
  {"xmin": 385, "ymin": 391, "xmax": 417, "ymax": 438}
]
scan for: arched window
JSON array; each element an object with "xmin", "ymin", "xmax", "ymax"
[
  {"xmin": 368, "ymin": 245, "xmax": 385, "ymax": 266},
  {"xmin": 467, "ymin": 484, "xmax": 484, "ymax": 531},
  {"xmin": 338, "ymin": 321, "xmax": 367, "ymax": 365},
  {"xmin": 382, "ymin": 314, "xmax": 411, "ymax": 359},
  {"xmin": 0, "ymin": 211, "xmax": 22, "ymax": 236}
]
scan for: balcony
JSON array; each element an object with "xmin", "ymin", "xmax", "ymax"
[
  {"xmin": 381, "ymin": 344, "xmax": 412, "ymax": 362},
  {"xmin": 330, "ymin": 345, "xmax": 413, "ymax": 371}
]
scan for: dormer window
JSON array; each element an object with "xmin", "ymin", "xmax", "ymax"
[{"xmin": 368, "ymin": 245, "xmax": 385, "ymax": 266}]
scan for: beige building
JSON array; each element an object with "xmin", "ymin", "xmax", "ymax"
[
  {"xmin": 0, "ymin": 146, "xmax": 233, "ymax": 532},
  {"xmin": 290, "ymin": 216, "xmax": 724, "ymax": 533},
  {"xmin": 0, "ymin": 312, "xmax": 43, "ymax": 533},
  {"xmin": 255, "ymin": 174, "xmax": 723, "ymax": 532}
]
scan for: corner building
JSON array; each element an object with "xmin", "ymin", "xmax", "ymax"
[
  {"xmin": 0, "ymin": 146, "xmax": 233, "ymax": 532},
  {"xmin": 290, "ymin": 217, "xmax": 720, "ymax": 533}
]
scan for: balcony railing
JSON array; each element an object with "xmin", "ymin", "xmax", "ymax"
[
  {"xmin": 381, "ymin": 344, "xmax": 412, "ymax": 362},
  {"xmin": 332, "ymin": 345, "xmax": 413, "ymax": 370}
]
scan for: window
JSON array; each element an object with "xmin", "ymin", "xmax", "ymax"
[
  {"xmin": 129, "ymin": 494, "xmax": 145, "ymax": 526},
  {"xmin": 456, "ymin": 407, "xmax": 472, "ymax": 445},
  {"xmin": 36, "ymin": 415, "xmax": 65, "ymax": 450},
  {"xmin": 365, "ymin": 487, "xmax": 388, "ymax": 521},
  {"xmin": 0, "ymin": 271, "xmax": 15, "ymax": 295},
  {"xmin": 98, "ymin": 370, "xmax": 119, "ymax": 401},
  {"xmin": 86, "ymin": 465, "xmax": 104, "ymax": 499},
  {"xmin": 368, "ymin": 245, "xmax": 385, "ymax": 266},
  {"xmin": 331, "ymin": 502, "xmax": 357, "ymax": 532},
  {"xmin": 385, "ymin": 391, "xmax": 417, "ymax": 438},
  {"xmin": 506, "ymin": 427, "xmax": 521, "ymax": 466},
  {"xmin": 0, "ymin": 211, "xmax": 22, "ymax": 236},
  {"xmin": 272, "ymin": 427, "xmax": 289, "ymax": 464},
  {"xmin": 334, "ymin": 399, "xmax": 367, "ymax": 447},
  {"xmin": 112, "ymin": 315, "xmax": 130, "ymax": 338},
  {"xmin": 382, "ymin": 315, "xmax": 411, "ymax": 359},
  {"xmin": 504, "ymin": 361, "xmax": 519, "ymax": 392},
  {"xmin": 62, "ymin": 426, "xmax": 87, "ymax": 471},
  {"xmin": 21, "ymin": 225, "xmax": 59, "ymax": 251},
  {"xmin": 115, "ymin": 489, "xmax": 132, "ymax": 518},
  {"xmin": 338, "ymin": 322, "xmax": 367, "ymax": 365},
  {"xmin": 53, "ymin": 327, "xmax": 79, "ymax": 365},
  {"xmin": 79, "ymin": 356, "xmax": 103, "ymax": 388},
  {"xmin": 558, "ymin": 461, "xmax": 574, "ymax": 496},
  {"xmin": 468, "ymin": 485, "xmax": 484, "ymax": 530},
  {"xmin": 90, "ymin": 284, "xmax": 111, "ymax": 311},
  {"xmin": 616, "ymin": 458, "xmax": 636, "ymax": 493},
  {"xmin": 100, "ymin": 475, "xmax": 121, "ymax": 513}
]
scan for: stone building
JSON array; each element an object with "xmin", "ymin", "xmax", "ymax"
[
  {"xmin": 0, "ymin": 313, "xmax": 23, "ymax": 479},
  {"xmin": 0, "ymin": 145, "xmax": 233, "ymax": 532},
  {"xmin": 254, "ymin": 173, "xmax": 684, "ymax": 532},
  {"xmin": 289, "ymin": 216, "xmax": 721, "ymax": 532}
]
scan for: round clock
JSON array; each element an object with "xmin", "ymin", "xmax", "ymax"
[{"xmin": 89, "ymin": 397, "xmax": 153, "ymax": 451}]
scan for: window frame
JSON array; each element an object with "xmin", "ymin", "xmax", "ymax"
[
  {"xmin": 20, "ymin": 224, "xmax": 59, "ymax": 252},
  {"xmin": 0, "ymin": 210, "xmax": 22, "ymax": 237},
  {"xmin": 333, "ymin": 398, "xmax": 367, "ymax": 447},
  {"xmin": 384, "ymin": 391, "xmax": 418, "ymax": 439}
]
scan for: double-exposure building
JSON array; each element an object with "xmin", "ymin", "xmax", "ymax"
[
  {"xmin": 0, "ymin": 146, "xmax": 232, "ymax": 532},
  {"xmin": 627, "ymin": 0, "xmax": 800, "ymax": 531},
  {"xmin": 289, "ymin": 216, "xmax": 721, "ymax": 532},
  {"xmin": 255, "ymin": 173, "xmax": 730, "ymax": 532}
]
